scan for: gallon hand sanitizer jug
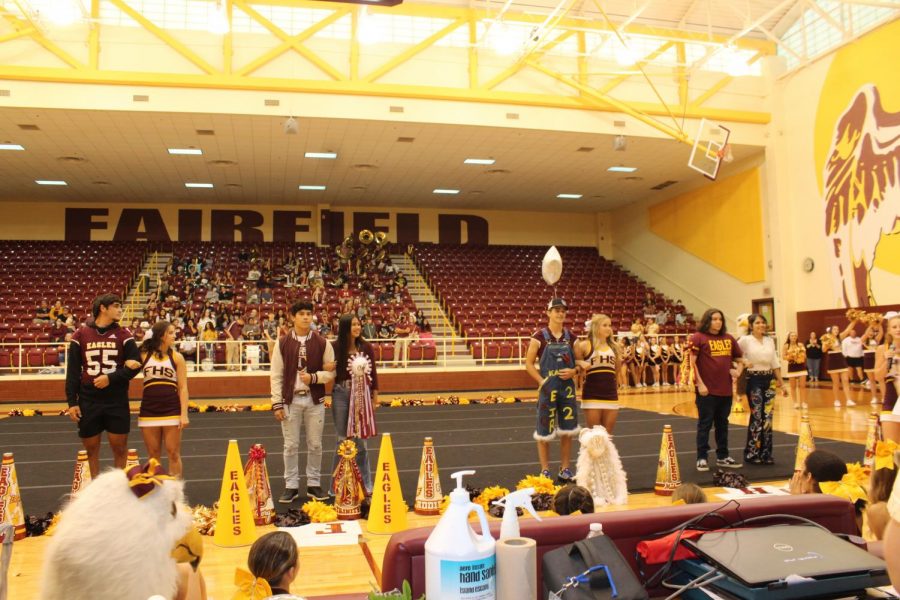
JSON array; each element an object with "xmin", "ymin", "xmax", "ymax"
[{"xmin": 425, "ymin": 470, "xmax": 496, "ymax": 600}]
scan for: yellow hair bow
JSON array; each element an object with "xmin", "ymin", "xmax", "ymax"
[
  {"xmin": 875, "ymin": 440, "xmax": 898, "ymax": 471},
  {"xmin": 844, "ymin": 462, "xmax": 869, "ymax": 486},
  {"xmin": 819, "ymin": 474, "xmax": 868, "ymax": 504},
  {"xmin": 232, "ymin": 568, "xmax": 272, "ymax": 600}
]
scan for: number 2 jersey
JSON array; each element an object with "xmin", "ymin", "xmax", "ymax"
[{"xmin": 65, "ymin": 322, "xmax": 141, "ymax": 406}]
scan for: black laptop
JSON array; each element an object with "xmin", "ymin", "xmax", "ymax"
[{"xmin": 682, "ymin": 524, "xmax": 887, "ymax": 587}]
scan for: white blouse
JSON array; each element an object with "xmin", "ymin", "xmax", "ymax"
[{"xmin": 738, "ymin": 335, "xmax": 780, "ymax": 371}]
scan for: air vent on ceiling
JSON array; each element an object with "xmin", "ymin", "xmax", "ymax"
[
  {"xmin": 133, "ymin": 94, "xmax": 149, "ymax": 102},
  {"xmin": 225, "ymin": 183, "xmax": 242, "ymax": 188},
  {"xmin": 92, "ymin": 181, "xmax": 111, "ymax": 186},
  {"xmin": 505, "ymin": 112, "xmax": 519, "ymax": 120},
  {"xmin": 389, "ymin": 106, "xmax": 405, "ymax": 113},
  {"xmin": 352, "ymin": 163, "xmax": 379, "ymax": 171},
  {"xmin": 57, "ymin": 156, "xmax": 87, "ymax": 163},
  {"xmin": 396, "ymin": 137, "xmax": 414, "ymax": 143},
  {"xmin": 576, "ymin": 147, "xmax": 594, "ymax": 153},
  {"xmin": 469, "ymin": 190, "xmax": 484, "ymax": 195},
  {"xmin": 622, "ymin": 176, "xmax": 644, "ymax": 181},
  {"xmin": 196, "ymin": 129, "xmax": 215, "ymax": 136},
  {"xmin": 209, "ymin": 159, "xmax": 237, "ymax": 167},
  {"xmin": 484, "ymin": 169, "xmax": 510, "ymax": 175},
  {"xmin": 264, "ymin": 99, "xmax": 280, "ymax": 106},
  {"xmin": 18, "ymin": 124, "xmax": 39, "ymax": 131},
  {"xmin": 351, "ymin": 186, "xmax": 367, "ymax": 191},
  {"xmin": 613, "ymin": 120, "xmax": 626, "ymax": 128},
  {"xmin": 0, "ymin": 90, "xmax": 10, "ymax": 97},
  {"xmin": 651, "ymin": 180, "xmax": 678, "ymax": 190},
  {"xmin": 710, "ymin": 128, "xmax": 721, "ymax": 136}
]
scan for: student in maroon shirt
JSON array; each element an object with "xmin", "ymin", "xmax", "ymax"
[{"xmin": 689, "ymin": 308, "xmax": 744, "ymax": 472}]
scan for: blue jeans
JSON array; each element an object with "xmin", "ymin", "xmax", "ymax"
[
  {"xmin": 330, "ymin": 381, "xmax": 372, "ymax": 493},
  {"xmin": 806, "ymin": 358, "xmax": 821, "ymax": 380}
]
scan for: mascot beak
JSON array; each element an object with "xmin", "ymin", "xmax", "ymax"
[{"xmin": 172, "ymin": 527, "xmax": 204, "ymax": 571}]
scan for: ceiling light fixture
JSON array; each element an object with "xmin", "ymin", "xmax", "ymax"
[
  {"xmin": 305, "ymin": 152, "xmax": 338, "ymax": 159},
  {"xmin": 185, "ymin": 183, "xmax": 214, "ymax": 188},
  {"xmin": 35, "ymin": 180, "xmax": 67, "ymax": 186},
  {"xmin": 433, "ymin": 189, "xmax": 460, "ymax": 195},
  {"xmin": 607, "ymin": 166, "xmax": 637, "ymax": 173},
  {"xmin": 556, "ymin": 193, "xmax": 582, "ymax": 199},
  {"xmin": 299, "ymin": 185, "xmax": 327, "ymax": 191},
  {"xmin": 0, "ymin": 144, "xmax": 24, "ymax": 151},
  {"xmin": 464, "ymin": 158, "xmax": 495, "ymax": 165},
  {"xmin": 168, "ymin": 148, "xmax": 202, "ymax": 155}
]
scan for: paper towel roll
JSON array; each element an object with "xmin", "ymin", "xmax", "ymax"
[{"xmin": 497, "ymin": 536, "xmax": 537, "ymax": 600}]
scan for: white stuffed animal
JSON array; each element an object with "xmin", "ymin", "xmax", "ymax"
[
  {"xmin": 42, "ymin": 461, "xmax": 198, "ymax": 600},
  {"xmin": 575, "ymin": 425, "xmax": 628, "ymax": 507}
]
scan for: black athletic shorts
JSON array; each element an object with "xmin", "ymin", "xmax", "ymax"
[
  {"xmin": 845, "ymin": 356, "xmax": 864, "ymax": 368},
  {"xmin": 77, "ymin": 399, "xmax": 131, "ymax": 438}
]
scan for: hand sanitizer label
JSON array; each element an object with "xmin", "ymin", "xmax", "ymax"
[{"xmin": 440, "ymin": 556, "xmax": 496, "ymax": 599}]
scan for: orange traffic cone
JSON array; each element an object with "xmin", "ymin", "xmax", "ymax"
[
  {"xmin": 244, "ymin": 444, "xmax": 275, "ymax": 526},
  {"xmin": 863, "ymin": 411, "xmax": 882, "ymax": 470},
  {"xmin": 414, "ymin": 437, "xmax": 442, "ymax": 515},
  {"xmin": 71, "ymin": 450, "xmax": 92, "ymax": 495},
  {"xmin": 654, "ymin": 424, "xmax": 681, "ymax": 496},
  {"xmin": 0, "ymin": 453, "xmax": 26, "ymax": 540},
  {"xmin": 794, "ymin": 414, "xmax": 816, "ymax": 473},
  {"xmin": 124, "ymin": 448, "xmax": 140, "ymax": 471}
]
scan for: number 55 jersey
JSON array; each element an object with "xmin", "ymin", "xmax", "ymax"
[{"xmin": 66, "ymin": 322, "xmax": 141, "ymax": 406}]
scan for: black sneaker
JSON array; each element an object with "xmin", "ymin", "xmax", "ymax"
[
  {"xmin": 716, "ymin": 456, "xmax": 742, "ymax": 469},
  {"xmin": 557, "ymin": 467, "xmax": 575, "ymax": 484},
  {"xmin": 278, "ymin": 488, "xmax": 299, "ymax": 504},
  {"xmin": 306, "ymin": 485, "xmax": 328, "ymax": 500},
  {"xmin": 696, "ymin": 458, "xmax": 709, "ymax": 472}
]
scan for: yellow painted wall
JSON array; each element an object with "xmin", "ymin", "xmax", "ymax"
[{"xmin": 648, "ymin": 169, "xmax": 764, "ymax": 283}]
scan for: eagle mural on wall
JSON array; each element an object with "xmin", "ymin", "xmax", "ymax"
[{"xmin": 824, "ymin": 84, "xmax": 900, "ymax": 308}]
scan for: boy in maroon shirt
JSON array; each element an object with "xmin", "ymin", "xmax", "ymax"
[{"xmin": 689, "ymin": 308, "xmax": 744, "ymax": 472}]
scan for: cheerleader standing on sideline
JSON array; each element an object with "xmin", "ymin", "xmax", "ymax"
[
  {"xmin": 576, "ymin": 314, "xmax": 621, "ymax": 433},
  {"xmin": 648, "ymin": 337, "xmax": 663, "ymax": 387},
  {"xmin": 634, "ymin": 336, "xmax": 648, "ymax": 387},
  {"xmin": 823, "ymin": 321, "xmax": 857, "ymax": 408},
  {"xmin": 659, "ymin": 336, "xmax": 672, "ymax": 386},
  {"xmin": 670, "ymin": 337, "xmax": 684, "ymax": 386},
  {"xmin": 618, "ymin": 337, "xmax": 633, "ymax": 389},
  {"xmin": 139, "ymin": 320, "xmax": 190, "ymax": 477},
  {"xmin": 876, "ymin": 314, "xmax": 900, "ymax": 443},
  {"xmin": 783, "ymin": 332, "xmax": 808, "ymax": 409},
  {"xmin": 862, "ymin": 320, "xmax": 885, "ymax": 405}
]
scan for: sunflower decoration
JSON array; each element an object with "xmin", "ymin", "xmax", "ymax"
[
  {"xmin": 474, "ymin": 486, "xmax": 510, "ymax": 513},
  {"xmin": 302, "ymin": 498, "xmax": 338, "ymax": 523},
  {"xmin": 390, "ymin": 399, "xmax": 403, "ymax": 407}
]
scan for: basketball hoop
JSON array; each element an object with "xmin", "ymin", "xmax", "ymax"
[{"xmin": 717, "ymin": 144, "xmax": 734, "ymax": 164}]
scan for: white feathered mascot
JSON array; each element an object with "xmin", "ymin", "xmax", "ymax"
[
  {"xmin": 575, "ymin": 425, "xmax": 628, "ymax": 507},
  {"xmin": 735, "ymin": 313, "xmax": 751, "ymax": 338},
  {"xmin": 41, "ymin": 460, "xmax": 202, "ymax": 600}
]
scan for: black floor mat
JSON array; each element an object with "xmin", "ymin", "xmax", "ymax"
[{"xmin": 1, "ymin": 404, "xmax": 864, "ymax": 515}]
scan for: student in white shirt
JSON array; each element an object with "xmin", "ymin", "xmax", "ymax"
[{"xmin": 738, "ymin": 314, "xmax": 788, "ymax": 465}]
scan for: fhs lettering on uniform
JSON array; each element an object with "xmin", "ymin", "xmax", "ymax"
[{"xmin": 144, "ymin": 365, "xmax": 176, "ymax": 378}]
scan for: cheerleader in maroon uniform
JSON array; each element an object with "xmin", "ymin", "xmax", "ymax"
[
  {"xmin": 782, "ymin": 332, "xmax": 807, "ymax": 409},
  {"xmin": 823, "ymin": 322, "xmax": 856, "ymax": 409},
  {"xmin": 877, "ymin": 314, "xmax": 900, "ymax": 443},
  {"xmin": 862, "ymin": 320, "xmax": 884, "ymax": 405},
  {"xmin": 139, "ymin": 320, "xmax": 190, "ymax": 477},
  {"xmin": 576, "ymin": 314, "xmax": 621, "ymax": 432}
]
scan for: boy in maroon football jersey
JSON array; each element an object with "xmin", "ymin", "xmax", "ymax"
[{"xmin": 65, "ymin": 294, "xmax": 141, "ymax": 477}]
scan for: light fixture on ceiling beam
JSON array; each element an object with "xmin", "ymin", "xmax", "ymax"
[{"xmin": 284, "ymin": 117, "xmax": 299, "ymax": 135}]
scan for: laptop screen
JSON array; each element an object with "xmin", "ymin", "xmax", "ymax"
[{"xmin": 684, "ymin": 525, "xmax": 886, "ymax": 586}]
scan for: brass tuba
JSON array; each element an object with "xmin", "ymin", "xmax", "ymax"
[
  {"xmin": 375, "ymin": 231, "xmax": 387, "ymax": 246},
  {"xmin": 359, "ymin": 229, "xmax": 375, "ymax": 245}
]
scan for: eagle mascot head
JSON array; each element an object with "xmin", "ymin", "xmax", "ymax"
[{"xmin": 41, "ymin": 460, "xmax": 202, "ymax": 600}]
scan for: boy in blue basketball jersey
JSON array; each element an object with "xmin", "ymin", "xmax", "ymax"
[{"xmin": 525, "ymin": 297, "xmax": 580, "ymax": 483}]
